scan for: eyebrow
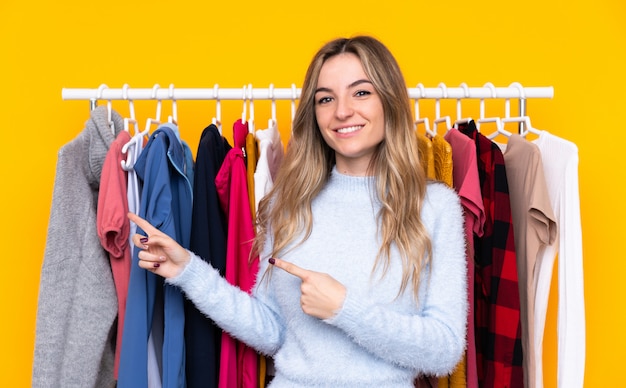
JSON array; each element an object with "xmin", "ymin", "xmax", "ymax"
[{"xmin": 314, "ymin": 79, "xmax": 373, "ymax": 94}]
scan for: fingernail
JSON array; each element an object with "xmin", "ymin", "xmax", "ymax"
[
  {"xmin": 153, "ymin": 262, "xmax": 160, "ymax": 268},
  {"xmin": 140, "ymin": 237, "xmax": 149, "ymax": 244},
  {"xmin": 268, "ymin": 258, "xmax": 276, "ymax": 265}
]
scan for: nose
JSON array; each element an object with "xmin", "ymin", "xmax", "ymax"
[{"xmin": 334, "ymin": 97, "xmax": 354, "ymax": 120}]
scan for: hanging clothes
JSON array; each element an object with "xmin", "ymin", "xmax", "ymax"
[
  {"xmin": 97, "ymin": 130, "xmax": 133, "ymax": 379},
  {"xmin": 444, "ymin": 127, "xmax": 484, "ymax": 388},
  {"xmin": 121, "ymin": 128, "xmax": 163, "ymax": 388},
  {"xmin": 430, "ymin": 134, "xmax": 453, "ymax": 187},
  {"xmin": 216, "ymin": 118, "xmax": 259, "ymax": 388},
  {"xmin": 416, "ymin": 130, "xmax": 459, "ymax": 388},
  {"xmin": 118, "ymin": 123, "xmax": 194, "ymax": 388},
  {"xmin": 244, "ymin": 129, "xmax": 265, "ymax": 388},
  {"xmin": 416, "ymin": 131, "xmax": 436, "ymax": 179},
  {"xmin": 435, "ymin": 130, "xmax": 465, "ymax": 388},
  {"xmin": 458, "ymin": 121, "xmax": 524, "ymax": 388},
  {"xmin": 186, "ymin": 124, "xmax": 232, "ymax": 388},
  {"xmin": 33, "ymin": 105, "xmax": 123, "ymax": 388},
  {"xmin": 254, "ymin": 123, "xmax": 284, "ymax": 213},
  {"xmin": 246, "ymin": 131, "xmax": 259, "ymax": 217},
  {"xmin": 532, "ymin": 131, "xmax": 585, "ymax": 388},
  {"xmin": 253, "ymin": 123, "xmax": 283, "ymax": 388},
  {"xmin": 500, "ymin": 134, "xmax": 556, "ymax": 388}
]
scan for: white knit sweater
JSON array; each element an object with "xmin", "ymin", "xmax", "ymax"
[{"xmin": 168, "ymin": 168, "xmax": 467, "ymax": 387}]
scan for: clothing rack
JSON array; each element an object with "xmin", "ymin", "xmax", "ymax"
[
  {"xmin": 62, "ymin": 83, "xmax": 554, "ymax": 133},
  {"xmin": 62, "ymin": 83, "xmax": 553, "ymax": 104}
]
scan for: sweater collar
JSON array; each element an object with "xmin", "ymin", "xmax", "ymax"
[{"xmin": 330, "ymin": 166, "xmax": 376, "ymax": 192}]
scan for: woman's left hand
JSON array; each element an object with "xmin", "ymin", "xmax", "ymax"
[{"xmin": 270, "ymin": 258, "xmax": 346, "ymax": 320}]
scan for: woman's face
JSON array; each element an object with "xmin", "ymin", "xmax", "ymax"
[{"xmin": 314, "ymin": 53, "xmax": 385, "ymax": 176}]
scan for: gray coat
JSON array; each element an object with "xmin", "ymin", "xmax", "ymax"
[{"xmin": 33, "ymin": 106, "xmax": 123, "ymax": 388}]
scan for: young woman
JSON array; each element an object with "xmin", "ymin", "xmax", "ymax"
[{"xmin": 129, "ymin": 35, "xmax": 467, "ymax": 387}]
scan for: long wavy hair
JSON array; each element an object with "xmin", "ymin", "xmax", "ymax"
[{"xmin": 252, "ymin": 35, "xmax": 432, "ymax": 299}]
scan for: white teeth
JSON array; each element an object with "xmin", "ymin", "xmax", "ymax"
[{"xmin": 336, "ymin": 125, "xmax": 362, "ymax": 134}]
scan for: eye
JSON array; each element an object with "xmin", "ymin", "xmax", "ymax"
[
  {"xmin": 355, "ymin": 90, "xmax": 372, "ymax": 97},
  {"xmin": 316, "ymin": 96, "xmax": 333, "ymax": 105}
]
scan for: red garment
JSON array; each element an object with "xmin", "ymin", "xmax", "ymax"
[
  {"xmin": 96, "ymin": 130, "xmax": 132, "ymax": 378},
  {"xmin": 444, "ymin": 128, "xmax": 485, "ymax": 388},
  {"xmin": 215, "ymin": 119, "xmax": 259, "ymax": 388},
  {"xmin": 458, "ymin": 122, "xmax": 523, "ymax": 388}
]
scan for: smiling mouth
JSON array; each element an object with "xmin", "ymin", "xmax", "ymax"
[{"xmin": 336, "ymin": 125, "xmax": 363, "ymax": 134}]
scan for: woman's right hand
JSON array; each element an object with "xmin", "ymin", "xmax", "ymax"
[{"xmin": 128, "ymin": 212, "xmax": 191, "ymax": 279}]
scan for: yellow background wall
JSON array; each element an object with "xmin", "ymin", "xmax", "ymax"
[{"xmin": 1, "ymin": 1, "xmax": 624, "ymax": 386}]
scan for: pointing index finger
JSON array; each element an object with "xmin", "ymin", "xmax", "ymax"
[
  {"xmin": 128, "ymin": 212, "xmax": 160, "ymax": 235},
  {"xmin": 270, "ymin": 258, "xmax": 309, "ymax": 280}
]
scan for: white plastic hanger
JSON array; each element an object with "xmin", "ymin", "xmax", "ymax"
[
  {"xmin": 96, "ymin": 84, "xmax": 116, "ymax": 134},
  {"xmin": 143, "ymin": 84, "xmax": 162, "ymax": 134},
  {"xmin": 477, "ymin": 82, "xmax": 497, "ymax": 133},
  {"xmin": 520, "ymin": 119, "xmax": 541, "ymax": 137},
  {"xmin": 453, "ymin": 83, "xmax": 473, "ymax": 129},
  {"xmin": 120, "ymin": 84, "xmax": 161, "ymax": 168},
  {"xmin": 267, "ymin": 83, "xmax": 277, "ymax": 130},
  {"xmin": 121, "ymin": 128, "xmax": 144, "ymax": 171},
  {"xmin": 290, "ymin": 83, "xmax": 297, "ymax": 132},
  {"xmin": 107, "ymin": 99, "xmax": 115, "ymax": 133},
  {"xmin": 122, "ymin": 84, "xmax": 140, "ymax": 134},
  {"xmin": 501, "ymin": 116, "xmax": 534, "ymax": 137},
  {"xmin": 507, "ymin": 82, "xmax": 542, "ymax": 138},
  {"xmin": 120, "ymin": 84, "xmax": 149, "ymax": 170},
  {"xmin": 474, "ymin": 82, "xmax": 511, "ymax": 139},
  {"xmin": 168, "ymin": 83, "xmax": 178, "ymax": 125},
  {"xmin": 481, "ymin": 117, "xmax": 512, "ymax": 140},
  {"xmin": 247, "ymin": 83, "xmax": 255, "ymax": 133},
  {"xmin": 211, "ymin": 83, "xmax": 222, "ymax": 134},
  {"xmin": 241, "ymin": 84, "xmax": 248, "ymax": 124},
  {"xmin": 433, "ymin": 83, "xmax": 452, "ymax": 134},
  {"xmin": 414, "ymin": 84, "xmax": 435, "ymax": 137}
]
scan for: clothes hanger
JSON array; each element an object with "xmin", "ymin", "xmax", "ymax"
[
  {"xmin": 95, "ymin": 84, "xmax": 116, "ymax": 134},
  {"xmin": 107, "ymin": 99, "xmax": 115, "ymax": 134},
  {"xmin": 506, "ymin": 82, "xmax": 542, "ymax": 138},
  {"xmin": 476, "ymin": 104, "xmax": 512, "ymax": 140},
  {"xmin": 143, "ymin": 84, "xmax": 162, "ymax": 134},
  {"xmin": 232, "ymin": 85, "xmax": 249, "ymax": 153},
  {"xmin": 472, "ymin": 82, "xmax": 511, "ymax": 139},
  {"xmin": 453, "ymin": 83, "xmax": 473, "ymax": 129},
  {"xmin": 267, "ymin": 83, "xmax": 277, "ymax": 131},
  {"xmin": 476, "ymin": 82, "xmax": 497, "ymax": 134},
  {"xmin": 501, "ymin": 116, "xmax": 535, "ymax": 138},
  {"xmin": 122, "ymin": 84, "xmax": 140, "ymax": 134},
  {"xmin": 241, "ymin": 84, "xmax": 247, "ymax": 125},
  {"xmin": 481, "ymin": 117, "xmax": 512, "ymax": 140},
  {"xmin": 120, "ymin": 84, "xmax": 160, "ymax": 158},
  {"xmin": 290, "ymin": 83, "xmax": 297, "ymax": 133},
  {"xmin": 120, "ymin": 84, "xmax": 148, "ymax": 170},
  {"xmin": 519, "ymin": 118, "xmax": 541, "ymax": 137},
  {"xmin": 414, "ymin": 84, "xmax": 435, "ymax": 137},
  {"xmin": 121, "ymin": 84, "xmax": 160, "ymax": 167},
  {"xmin": 211, "ymin": 84, "xmax": 223, "ymax": 134},
  {"xmin": 432, "ymin": 83, "xmax": 452, "ymax": 135},
  {"xmin": 247, "ymin": 83, "xmax": 255, "ymax": 134},
  {"xmin": 168, "ymin": 83, "xmax": 178, "ymax": 125}
]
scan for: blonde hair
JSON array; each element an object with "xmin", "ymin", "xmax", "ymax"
[{"xmin": 252, "ymin": 35, "xmax": 432, "ymax": 299}]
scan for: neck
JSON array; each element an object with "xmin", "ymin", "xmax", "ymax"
[{"xmin": 335, "ymin": 159, "xmax": 374, "ymax": 177}]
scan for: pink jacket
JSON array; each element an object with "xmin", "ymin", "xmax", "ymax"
[
  {"xmin": 97, "ymin": 130, "xmax": 132, "ymax": 379},
  {"xmin": 215, "ymin": 119, "xmax": 259, "ymax": 388}
]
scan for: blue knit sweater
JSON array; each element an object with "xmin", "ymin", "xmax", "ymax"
[{"xmin": 167, "ymin": 168, "xmax": 467, "ymax": 387}]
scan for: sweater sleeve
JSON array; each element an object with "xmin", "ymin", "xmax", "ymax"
[
  {"xmin": 326, "ymin": 185, "xmax": 468, "ymax": 376},
  {"xmin": 166, "ymin": 251, "xmax": 285, "ymax": 356}
]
